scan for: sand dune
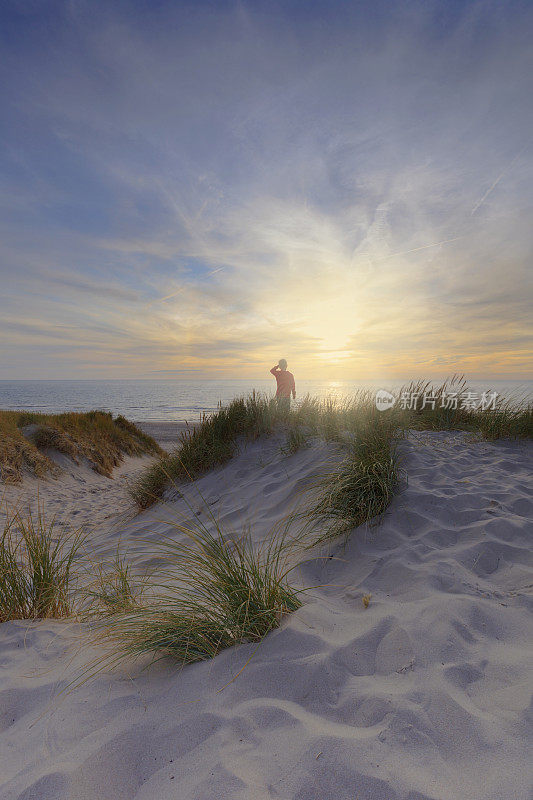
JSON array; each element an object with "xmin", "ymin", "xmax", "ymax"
[{"xmin": 0, "ymin": 430, "xmax": 532, "ymax": 800}]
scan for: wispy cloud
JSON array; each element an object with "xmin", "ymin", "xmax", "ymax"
[{"xmin": 1, "ymin": 0, "xmax": 532, "ymax": 379}]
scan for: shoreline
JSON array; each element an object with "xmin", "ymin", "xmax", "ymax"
[{"xmin": 135, "ymin": 420, "xmax": 192, "ymax": 451}]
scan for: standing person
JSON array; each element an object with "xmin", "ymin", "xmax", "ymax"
[{"xmin": 270, "ymin": 359, "xmax": 296, "ymax": 413}]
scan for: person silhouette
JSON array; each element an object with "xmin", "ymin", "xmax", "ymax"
[{"xmin": 270, "ymin": 359, "xmax": 296, "ymax": 413}]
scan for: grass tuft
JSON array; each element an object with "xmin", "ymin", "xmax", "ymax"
[
  {"xmin": 88, "ymin": 515, "xmax": 301, "ymax": 665},
  {"xmin": 83, "ymin": 549, "xmax": 143, "ymax": 614},
  {"xmin": 0, "ymin": 503, "xmax": 85, "ymax": 622},
  {"xmin": 282, "ymin": 425, "xmax": 308, "ymax": 455},
  {"xmin": 305, "ymin": 405, "xmax": 401, "ymax": 544}
]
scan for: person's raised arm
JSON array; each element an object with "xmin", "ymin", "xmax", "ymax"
[{"xmin": 270, "ymin": 364, "xmax": 280, "ymax": 375}]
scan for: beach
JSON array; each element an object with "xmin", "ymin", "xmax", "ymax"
[
  {"xmin": 0, "ymin": 419, "xmax": 532, "ymax": 800},
  {"xmin": 137, "ymin": 421, "xmax": 192, "ymax": 450},
  {"xmin": 3, "ymin": 1, "xmax": 532, "ymax": 796}
]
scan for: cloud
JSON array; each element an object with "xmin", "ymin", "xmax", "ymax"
[{"xmin": 1, "ymin": 0, "xmax": 532, "ymax": 378}]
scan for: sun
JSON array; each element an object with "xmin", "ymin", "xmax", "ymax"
[{"xmin": 306, "ymin": 299, "xmax": 358, "ymax": 356}]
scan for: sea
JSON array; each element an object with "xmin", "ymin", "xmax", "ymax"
[{"xmin": 0, "ymin": 379, "xmax": 531, "ymax": 423}]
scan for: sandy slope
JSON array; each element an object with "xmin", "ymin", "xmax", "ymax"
[
  {"xmin": 0, "ymin": 430, "xmax": 532, "ymax": 800},
  {"xmin": 0, "ymin": 422, "xmax": 185, "ymax": 554}
]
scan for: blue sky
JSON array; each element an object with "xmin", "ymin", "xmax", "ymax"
[{"xmin": 1, "ymin": 0, "xmax": 532, "ymax": 379}]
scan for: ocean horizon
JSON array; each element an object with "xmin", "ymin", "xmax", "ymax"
[{"xmin": 0, "ymin": 378, "xmax": 531, "ymax": 422}]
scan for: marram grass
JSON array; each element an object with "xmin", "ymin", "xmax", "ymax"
[
  {"xmin": 83, "ymin": 549, "xmax": 143, "ymax": 615},
  {"xmin": 283, "ymin": 424, "xmax": 309, "ymax": 455},
  {"xmin": 86, "ymin": 514, "xmax": 301, "ymax": 666},
  {"xmin": 130, "ymin": 393, "xmax": 280, "ymax": 508},
  {"xmin": 131, "ymin": 378, "xmax": 532, "ymax": 518},
  {"xmin": 303, "ymin": 402, "xmax": 401, "ymax": 545},
  {"xmin": 2, "ymin": 379, "xmax": 529, "ymax": 678},
  {"xmin": 0, "ymin": 503, "xmax": 85, "ymax": 622},
  {"xmin": 130, "ymin": 390, "xmax": 386, "ymax": 509},
  {"xmin": 395, "ymin": 375, "xmax": 533, "ymax": 439},
  {"xmin": 0, "ymin": 409, "xmax": 162, "ymax": 483}
]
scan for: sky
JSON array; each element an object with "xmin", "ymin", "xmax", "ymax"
[{"xmin": 1, "ymin": 0, "xmax": 532, "ymax": 381}]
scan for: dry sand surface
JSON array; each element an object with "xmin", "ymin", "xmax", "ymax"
[
  {"xmin": 0, "ymin": 422, "xmax": 186, "ymax": 553},
  {"xmin": 0, "ymin": 429, "xmax": 532, "ymax": 800},
  {"xmin": 136, "ymin": 421, "xmax": 191, "ymax": 452}
]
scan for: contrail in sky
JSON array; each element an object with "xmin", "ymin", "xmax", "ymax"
[
  {"xmin": 146, "ymin": 267, "xmax": 225, "ymax": 307},
  {"xmin": 471, "ymin": 145, "xmax": 528, "ymax": 215},
  {"xmin": 367, "ymin": 235, "xmax": 465, "ymax": 264},
  {"xmin": 365, "ymin": 152, "xmax": 528, "ymax": 267}
]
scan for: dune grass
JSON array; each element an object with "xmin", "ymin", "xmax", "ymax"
[
  {"xmin": 83, "ymin": 549, "xmax": 143, "ymax": 615},
  {"xmin": 282, "ymin": 424, "xmax": 309, "ymax": 455},
  {"xmin": 131, "ymin": 377, "xmax": 532, "ymax": 512},
  {"xmin": 0, "ymin": 409, "xmax": 162, "ymax": 483},
  {"xmin": 472, "ymin": 404, "xmax": 532, "ymax": 439},
  {"xmin": 2, "ymin": 378, "xmax": 528, "ymax": 672},
  {"xmin": 0, "ymin": 503, "xmax": 85, "ymax": 622},
  {"xmin": 86, "ymin": 515, "xmax": 301, "ymax": 666},
  {"xmin": 395, "ymin": 376, "xmax": 532, "ymax": 439},
  {"xmin": 302, "ymin": 379, "xmax": 530, "ymax": 544},
  {"xmin": 130, "ymin": 393, "xmax": 280, "ymax": 508},
  {"xmin": 307, "ymin": 434, "xmax": 400, "ymax": 544},
  {"xmin": 0, "ymin": 378, "xmax": 528, "ymax": 684},
  {"xmin": 0, "ymin": 412, "xmax": 52, "ymax": 484},
  {"xmin": 131, "ymin": 392, "xmax": 379, "ymax": 509},
  {"xmin": 299, "ymin": 395, "xmax": 401, "ymax": 544}
]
